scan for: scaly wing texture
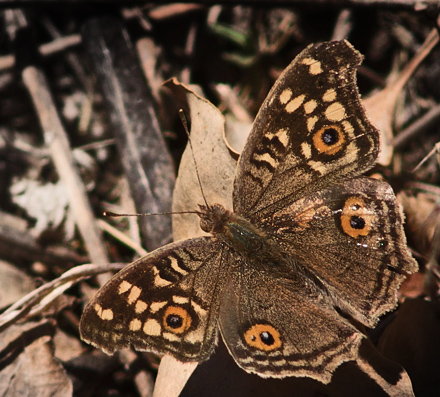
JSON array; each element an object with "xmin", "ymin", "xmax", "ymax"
[
  {"xmin": 260, "ymin": 177, "xmax": 418, "ymax": 327},
  {"xmin": 80, "ymin": 237, "xmax": 229, "ymax": 362},
  {"xmin": 219, "ymin": 254, "xmax": 364, "ymax": 383},
  {"xmin": 234, "ymin": 40, "xmax": 379, "ymax": 221}
]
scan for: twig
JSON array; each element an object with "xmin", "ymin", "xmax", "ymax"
[
  {"xmin": 98, "ymin": 218, "xmax": 149, "ymax": 257},
  {"xmin": 0, "ymin": 263, "xmax": 125, "ymax": 333},
  {"xmin": 22, "ymin": 66, "xmax": 111, "ymax": 285},
  {"xmin": 0, "ymin": 34, "xmax": 81, "ymax": 71}
]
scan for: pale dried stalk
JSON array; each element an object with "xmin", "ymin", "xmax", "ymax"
[
  {"xmin": 0, "ymin": 263, "xmax": 124, "ymax": 332},
  {"xmin": 22, "ymin": 66, "xmax": 110, "ymax": 285}
]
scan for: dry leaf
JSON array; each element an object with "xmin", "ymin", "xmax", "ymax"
[
  {"xmin": 166, "ymin": 78, "xmax": 237, "ymax": 241},
  {"xmin": 364, "ymin": 29, "xmax": 439, "ymax": 166},
  {"xmin": 154, "ymin": 79, "xmax": 238, "ymax": 397},
  {"xmin": 0, "ymin": 260, "xmax": 35, "ymax": 309},
  {"xmin": 10, "ymin": 178, "xmax": 75, "ymax": 239},
  {"xmin": 53, "ymin": 329, "xmax": 85, "ymax": 363},
  {"xmin": 398, "ymin": 189, "xmax": 440, "ymax": 253},
  {"xmin": 0, "ymin": 320, "xmax": 72, "ymax": 396}
]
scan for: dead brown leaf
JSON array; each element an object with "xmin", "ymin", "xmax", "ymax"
[
  {"xmin": 165, "ymin": 78, "xmax": 237, "ymax": 241},
  {"xmin": 364, "ymin": 28, "xmax": 439, "ymax": 166},
  {"xmin": 0, "ymin": 320, "xmax": 72, "ymax": 396}
]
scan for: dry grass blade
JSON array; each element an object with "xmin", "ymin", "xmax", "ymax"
[
  {"xmin": 0, "ymin": 263, "xmax": 124, "ymax": 333},
  {"xmin": 21, "ymin": 66, "xmax": 110, "ymax": 286}
]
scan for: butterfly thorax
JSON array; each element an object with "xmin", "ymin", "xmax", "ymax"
[{"xmin": 198, "ymin": 203, "xmax": 283, "ymax": 263}]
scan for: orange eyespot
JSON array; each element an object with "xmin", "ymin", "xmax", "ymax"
[
  {"xmin": 243, "ymin": 324, "xmax": 282, "ymax": 352},
  {"xmin": 163, "ymin": 306, "xmax": 192, "ymax": 334},
  {"xmin": 340, "ymin": 197, "xmax": 371, "ymax": 238},
  {"xmin": 312, "ymin": 125, "xmax": 345, "ymax": 155}
]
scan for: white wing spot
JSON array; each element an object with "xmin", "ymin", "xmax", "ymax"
[
  {"xmin": 191, "ymin": 300, "xmax": 207, "ymax": 316},
  {"xmin": 279, "ymin": 88, "xmax": 293, "ymax": 104},
  {"xmin": 273, "ymin": 359, "xmax": 288, "ymax": 367},
  {"xmin": 326, "ymin": 102, "xmax": 346, "ymax": 122},
  {"xmin": 143, "ymin": 319, "xmax": 161, "ymax": 336},
  {"xmin": 304, "ymin": 100, "xmax": 317, "ymax": 114},
  {"xmin": 301, "ymin": 57, "xmax": 323, "ymax": 75},
  {"xmin": 239, "ymin": 356, "xmax": 254, "ymax": 364},
  {"xmin": 285, "ymin": 94, "xmax": 305, "ymax": 113},
  {"xmin": 163, "ymin": 332, "xmax": 181, "ymax": 342},
  {"xmin": 301, "ymin": 142, "xmax": 312, "ymax": 159},
  {"xmin": 323, "ymin": 89, "xmax": 337, "ymax": 102},
  {"xmin": 150, "ymin": 301, "xmax": 167, "ymax": 313},
  {"xmin": 94, "ymin": 304, "xmax": 114, "ymax": 321},
  {"xmin": 118, "ymin": 280, "xmax": 132, "ymax": 294},
  {"xmin": 308, "ymin": 160, "xmax": 328, "ymax": 175},
  {"xmin": 304, "ymin": 99, "xmax": 318, "ymax": 114},
  {"xmin": 276, "ymin": 128, "xmax": 289, "ymax": 148},
  {"xmin": 173, "ymin": 296, "xmax": 189, "ymax": 304},
  {"xmin": 135, "ymin": 300, "xmax": 148, "ymax": 314},
  {"xmin": 254, "ymin": 152, "xmax": 277, "ymax": 169},
  {"xmin": 184, "ymin": 330, "xmax": 203, "ymax": 344},
  {"xmin": 101, "ymin": 309, "xmax": 114, "ymax": 320},
  {"xmin": 307, "ymin": 116, "xmax": 318, "ymax": 132},
  {"xmin": 342, "ymin": 120, "xmax": 354, "ymax": 134},
  {"xmin": 153, "ymin": 266, "xmax": 173, "ymax": 287},
  {"xmin": 266, "ymin": 128, "xmax": 289, "ymax": 148},
  {"xmin": 129, "ymin": 318, "xmax": 142, "ymax": 331},
  {"xmin": 127, "ymin": 286, "xmax": 141, "ymax": 304},
  {"xmin": 170, "ymin": 256, "xmax": 188, "ymax": 275},
  {"xmin": 345, "ymin": 142, "xmax": 359, "ymax": 163}
]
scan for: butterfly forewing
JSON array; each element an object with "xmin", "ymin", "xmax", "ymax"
[
  {"xmin": 234, "ymin": 40, "xmax": 379, "ymax": 220},
  {"xmin": 80, "ymin": 238, "xmax": 228, "ymax": 361}
]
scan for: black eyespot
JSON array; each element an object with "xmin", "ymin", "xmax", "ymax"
[
  {"xmin": 322, "ymin": 128, "xmax": 339, "ymax": 145},
  {"xmin": 350, "ymin": 215, "xmax": 365, "ymax": 230},
  {"xmin": 379, "ymin": 240, "xmax": 388, "ymax": 249},
  {"xmin": 166, "ymin": 314, "xmax": 183, "ymax": 329},
  {"xmin": 260, "ymin": 331, "xmax": 275, "ymax": 346}
]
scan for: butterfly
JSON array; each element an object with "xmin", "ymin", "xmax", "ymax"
[{"xmin": 79, "ymin": 40, "xmax": 418, "ymax": 384}]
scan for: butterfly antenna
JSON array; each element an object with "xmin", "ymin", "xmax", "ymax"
[
  {"xmin": 179, "ymin": 109, "xmax": 210, "ymax": 208},
  {"xmin": 103, "ymin": 210, "xmax": 199, "ymax": 217}
]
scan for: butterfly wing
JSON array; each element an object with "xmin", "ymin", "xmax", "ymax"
[
  {"xmin": 218, "ymin": 253, "xmax": 364, "ymax": 383},
  {"xmin": 80, "ymin": 237, "xmax": 228, "ymax": 362},
  {"xmin": 233, "ymin": 40, "xmax": 379, "ymax": 220},
  {"xmin": 227, "ymin": 40, "xmax": 417, "ymax": 379},
  {"xmin": 259, "ymin": 177, "xmax": 418, "ymax": 327}
]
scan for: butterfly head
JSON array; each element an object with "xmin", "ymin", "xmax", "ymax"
[{"xmin": 197, "ymin": 203, "xmax": 232, "ymax": 235}]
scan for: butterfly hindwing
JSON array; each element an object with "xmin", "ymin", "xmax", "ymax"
[
  {"xmin": 258, "ymin": 177, "xmax": 418, "ymax": 328},
  {"xmin": 80, "ymin": 237, "xmax": 227, "ymax": 362},
  {"xmin": 218, "ymin": 254, "xmax": 363, "ymax": 383}
]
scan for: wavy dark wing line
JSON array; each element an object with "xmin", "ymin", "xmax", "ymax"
[{"xmin": 80, "ymin": 237, "xmax": 230, "ymax": 362}]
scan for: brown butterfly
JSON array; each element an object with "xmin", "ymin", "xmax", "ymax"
[{"xmin": 80, "ymin": 40, "xmax": 417, "ymax": 383}]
